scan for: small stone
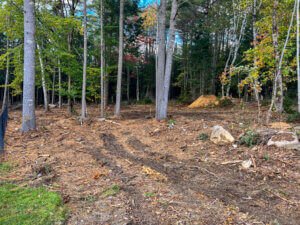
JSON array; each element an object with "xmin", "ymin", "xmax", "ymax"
[{"xmin": 242, "ymin": 159, "xmax": 252, "ymax": 169}]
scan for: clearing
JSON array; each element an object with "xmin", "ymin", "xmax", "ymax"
[{"xmin": 1, "ymin": 104, "xmax": 300, "ymax": 225}]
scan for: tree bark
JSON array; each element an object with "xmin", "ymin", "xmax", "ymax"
[
  {"xmin": 298, "ymin": 0, "xmax": 300, "ymax": 112},
  {"xmin": 115, "ymin": 0, "xmax": 124, "ymax": 117},
  {"xmin": 52, "ymin": 67, "xmax": 56, "ymax": 105},
  {"xmin": 252, "ymin": 0, "xmax": 261, "ymax": 118},
  {"xmin": 160, "ymin": 0, "xmax": 178, "ymax": 119},
  {"xmin": 272, "ymin": 0, "xmax": 283, "ymax": 113},
  {"xmin": 22, "ymin": 0, "xmax": 36, "ymax": 131},
  {"xmin": 100, "ymin": 0, "xmax": 105, "ymax": 117},
  {"xmin": 81, "ymin": 0, "xmax": 88, "ymax": 119},
  {"xmin": 155, "ymin": 0, "xmax": 166, "ymax": 120},
  {"xmin": 67, "ymin": 33, "xmax": 72, "ymax": 114},
  {"xmin": 127, "ymin": 66, "xmax": 130, "ymax": 103},
  {"xmin": 136, "ymin": 66, "xmax": 140, "ymax": 102},
  {"xmin": 2, "ymin": 38, "xmax": 9, "ymax": 112},
  {"xmin": 58, "ymin": 59, "xmax": 62, "ymax": 108},
  {"xmin": 268, "ymin": 0, "xmax": 296, "ymax": 121},
  {"xmin": 37, "ymin": 43, "xmax": 49, "ymax": 112}
]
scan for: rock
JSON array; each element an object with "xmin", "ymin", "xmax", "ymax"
[
  {"xmin": 269, "ymin": 122, "xmax": 292, "ymax": 130},
  {"xmin": 294, "ymin": 126, "xmax": 300, "ymax": 135},
  {"xmin": 256, "ymin": 128, "xmax": 278, "ymax": 145},
  {"xmin": 210, "ymin": 125, "xmax": 235, "ymax": 145},
  {"xmin": 284, "ymin": 143, "xmax": 300, "ymax": 151},
  {"xmin": 241, "ymin": 159, "xmax": 252, "ymax": 169},
  {"xmin": 48, "ymin": 104, "xmax": 56, "ymax": 109},
  {"xmin": 267, "ymin": 131, "xmax": 299, "ymax": 148}
]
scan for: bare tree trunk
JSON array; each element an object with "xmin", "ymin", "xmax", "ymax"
[
  {"xmin": 155, "ymin": 0, "xmax": 166, "ymax": 120},
  {"xmin": 127, "ymin": 66, "xmax": 130, "ymax": 103},
  {"xmin": 22, "ymin": 0, "xmax": 36, "ymax": 131},
  {"xmin": 58, "ymin": 59, "xmax": 62, "ymax": 108},
  {"xmin": 115, "ymin": 0, "xmax": 124, "ymax": 117},
  {"xmin": 52, "ymin": 69, "xmax": 55, "ymax": 104},
  {"xmin": 297, "ymin": 0, "xmax": 300, "ymax": 112},
  {"xmin": 81, "ymin": 0, "xmax": 87, "ymax": 119},
  {"xmin": 272, "ymin": 0, "xmax": 283, "ymax": 113},
  {"xmin": 104, "ymin": 64, "xmax": 108, "ymax": 108},
  {"xmin": 267, "ymin": 0, "xmax": 296, "ymax": 121},
  {"xmin": 136, "ymin": 66, "xmax": 140, "ymax": 101},
  {"xmin": 2, "ymin": 38, "xmax": 9, "ymax": 112},
  {"xmin": 67, "ymin": 34, "xmax": 72, "ymax": 114},
  {"xmin": 160, "ymin": 0, "xmax": 178, "ymax": 119},
  {"xmin": 252, "ymin": 0, "xmax": 261, "ymax": 118},
  {"xmin": 100, "ymin": 0, "xmax": 105, "ymax": 117},
  {"xmin": 226, "ymin": 9, "xmax": 248, "ymax": 96},
  {"xmin": 37, "ymin": 43, "xmax": 49, "ymax": 112}
]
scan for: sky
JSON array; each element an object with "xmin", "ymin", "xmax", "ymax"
[{"xmin": 138, "ymin": 0, "xmax": 156, "ymax": 8}]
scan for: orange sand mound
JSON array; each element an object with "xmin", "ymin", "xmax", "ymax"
[{"xmin": 188, "ymin": 95, "xmax": 219, "ymax": 108}]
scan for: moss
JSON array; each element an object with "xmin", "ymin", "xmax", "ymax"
[{"xmin": 0, "ymin": 184, "xmax": 67, "ymax": 225}]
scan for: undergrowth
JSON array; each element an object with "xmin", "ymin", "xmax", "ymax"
[{"xmin": 239, "ymin": 130, "xmax": 260, "ymax": 147}]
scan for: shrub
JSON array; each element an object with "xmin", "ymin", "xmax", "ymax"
[
  {"xmin": 239, "ymin": 130, "xmax": 260, "ymax": 147},
  {"xmin": 138, "ymin": 98, "xmax": 153, "ymax": 105},
  {"xmin": 283, "ymin": 97, "xmax": 296, "ymax": 114},
  {"xmin": 286, "ymin": 112, "xmax": 300, "ymax": 123},
  {"xmin": 219, "ymin": 97, "xmax": 233, "ymax": 107}
]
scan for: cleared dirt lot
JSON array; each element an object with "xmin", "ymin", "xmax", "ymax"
[{"xmin": 1, "ymin": 104, "xmax": 300, "ymax": 224}]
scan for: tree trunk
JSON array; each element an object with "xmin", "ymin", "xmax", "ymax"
[
  {"xmin": 268, "ymin": 0, "xmax": 296, "ymax": 121},
  {"xmin": 67, "ymin": 33, "xmax": 72, "ymax": 114},
  {"xmin": 58, "ymin": 59, "xmax": 62, "ymax": 108},
  {"xmin": 155, "ymin": 0, "xmax": 166, "ymax": 120},
  {"xmin": 22, "ymin": 0, "xmax": 36, "ymax": 131},
  {"xmin": 296, "ymin": 0, "xmax": 300, "ymax": 113},
  {"xmin": 81, "ymin": 0, "xmax": 87, "ymax": 119},
  {"xmin": 52, "ymin": 68, "xmax": 55, "ymax": 105},
  {"xmin": 100, "ymin": 0, "xmax": 105, "ymax": 117},
  {"xmin": 115, "ymin": 0, "xmax": 124, "ymax": 117},
  {"xmin": 160, "ymin": 0, "xmax": 178, "ymax": 119},
  {"xmin": 2, "ymin": 38, "xmax": 9, "ymax": 112},
  {"xmin": 136, "ymin": 66, "xmax": 140, "ymax": 102},
  {"xmin": 272, "ymin": 0, "xmax": 283, "ymax": 113},
  {"xmin": 252, "ymin": 0, "xmax": 261, "ymax": 118},
  {"xmin": 37, "ymin": 43, "xmax": 49, "ymax": 112},
  {"xmin": 127, "ymin": 66, "xmax": 130, "ymax": 103}
]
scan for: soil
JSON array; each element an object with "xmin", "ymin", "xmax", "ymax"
[{"xmin": 1, "ymin": 103, "xmax": 300, "ymax": 225}]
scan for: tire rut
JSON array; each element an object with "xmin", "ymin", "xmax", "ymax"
[
  {"xmin": 87, "ymin": 146, "xmax": 161, "ymax": 225},
  {"xmin": 101, "ymin": 133, "xmax": 300, "ymax": 225}
]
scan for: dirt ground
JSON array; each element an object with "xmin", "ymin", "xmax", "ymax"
[{"xmin": 1, "ymin": 103, "xmax": 300, "ymax": 225}]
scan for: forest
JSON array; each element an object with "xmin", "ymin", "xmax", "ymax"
[{"xmin": 0, "ymin": 0, "xmax": 300, "ymax": 224}]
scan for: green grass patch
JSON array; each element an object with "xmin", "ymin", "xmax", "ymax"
[
  {"xmin": 198, "ymin": 133, "xmax": 209, "ymax": 141},
  {"xmin": 144, "ymin": 192, "xmax": 156, "ymax": 198},
  {"xmin": 102, "ymin": 184, "xmax": 120, "ymax": 197},
  {"xmin": 0, "ymin": 183, "xmax": 67, "ymax": 225},
  {"xmin": 0, "ymin": 163, "xmax": 13, "ymax": 174}
]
